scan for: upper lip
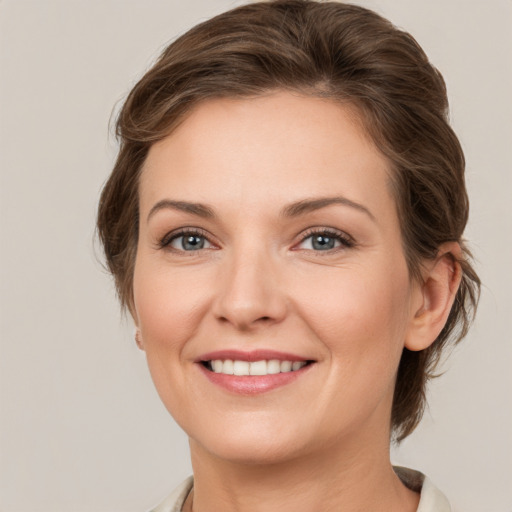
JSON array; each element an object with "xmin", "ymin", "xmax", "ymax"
[{"xmin": 196, "ymin": 349, "xmax": 313, "ymax": 363}]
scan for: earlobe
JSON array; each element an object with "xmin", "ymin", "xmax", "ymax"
[
  {"xmin": 134, "ymin": 328, "xmax": 145, "ymax": 351},
  {"xmin": 405, "ymin": 242, "xmax": 462, "ymax": 352},
  {"xmin": 131, "ymin": 300, "xmax": 144, "ymax": 351}
]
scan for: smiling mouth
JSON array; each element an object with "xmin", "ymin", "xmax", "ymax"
[{"xmin": 201, "ymin": 359, "xmax": 313, "ymax": 376}]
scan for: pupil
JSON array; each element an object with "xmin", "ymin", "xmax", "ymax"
[
  {"xmin": 312, "ymin": 235, "xmax": 334, "ymax": 250},
  {"xmin": 182, "ymin": 235, "xmax": 204, "ymax": 250}
]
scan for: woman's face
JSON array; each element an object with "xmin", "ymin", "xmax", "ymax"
[{"xmin": 134, "ymin": 92, "xmax": 422, "ymax": 464}]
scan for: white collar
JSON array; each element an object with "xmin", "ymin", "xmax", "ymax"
[{"xmin": 149, "ymin": 468, "xmax": 451, "ymax": 512}]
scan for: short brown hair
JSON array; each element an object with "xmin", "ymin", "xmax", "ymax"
[{"xmin": 97, "ymin": 0, "xmax": 480, "ymax": 441}]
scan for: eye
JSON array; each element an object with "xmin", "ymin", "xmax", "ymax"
[
  {"xmin": 161, "ymin": 229, "xmax": 213, "ymax": 252},
  {"xmin": 296, "ymin": 229, "xmax": 354, "ymax": 252}
]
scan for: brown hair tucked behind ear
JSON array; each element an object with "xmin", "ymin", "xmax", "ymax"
[{"xmin": 97, "ymin": 0, "xmax": 480, "ymax": 441}]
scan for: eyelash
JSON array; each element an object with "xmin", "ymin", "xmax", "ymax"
[
  {"xmin": 158, "ymin": 228, "xmax": 213, "ymax": 252},
  {"xmin": 158, "ymin": 227, "xmax": 355, "ymax": 253},
  {"xmin": 295, "ymin": 227, "xmax": 355, "ymax": 253}
]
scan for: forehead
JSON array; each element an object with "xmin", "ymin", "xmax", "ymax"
[{"xmin": 139, "ymin": 92, "xmax": 395, "ymax": 219}]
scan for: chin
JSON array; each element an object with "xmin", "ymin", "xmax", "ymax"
[
  {"xmin": 198, "ymin": 439, "xmax": 306, "ymax": 466},
  {"xmin": 189, "ymin": 418, "xmax": 316, "ymax": 466}
]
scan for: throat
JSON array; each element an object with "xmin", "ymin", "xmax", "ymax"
[{"xmin": 188, "ymin": 439, "xmax": 412, "ymax": 512}]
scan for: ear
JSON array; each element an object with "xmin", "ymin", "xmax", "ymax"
[
  {"xmin": 131, "ymin": 301, "xmax": 145, "ymax": 351},
  {"xmin": 405, "ymin": 242, "xmax": 462, "ymax": 351},
  {"xmin": 134, "ymin": 327, "xmax": 145, "ymax": 351}
]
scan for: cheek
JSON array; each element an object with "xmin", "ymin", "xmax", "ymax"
[
  {"xmin": 132, "ymin": 259, "xmax": 215, "ymax": 421},
  {"xmin": 133, "ymin": 258, "xmax": 213, "ymax": 362},
  {"xmin": 295, "ymin": 263, "xmax": 413, "ymax": 423},
  {"xmin": 292, "ymin": 261, "xmax": 412, "ymax": 362}
]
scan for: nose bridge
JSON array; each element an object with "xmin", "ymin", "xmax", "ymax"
[{"xmin": 213, "ymin": 237, "xmax": 286, "ymax": 329}]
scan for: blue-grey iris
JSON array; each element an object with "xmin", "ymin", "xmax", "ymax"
[
  {"xmin": 182, "ymin": 235, "xmax": 205, "ymax": 250},
  {"xmin": 312, "ymin": 234, "xmax": 335, "ymax": 250}
]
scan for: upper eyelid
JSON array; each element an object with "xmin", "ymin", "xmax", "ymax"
[
  {"xmin": 159, "ymin": 227, "xmax": 215, "ymax": 248},
  {"xmin": 297, "ymin": 227, "xmax": 354, "ymax": 243},
  {"xmin": 157, "ymin": 225, "xmax": 355, "ymax": 249}
]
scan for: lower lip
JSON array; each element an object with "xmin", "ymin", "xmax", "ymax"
[{"xmin": 197, "ymin": 363, "xmax": 313, "ymax": 395}]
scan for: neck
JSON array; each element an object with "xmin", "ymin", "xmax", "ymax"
[{"xmin": 187, "ymin": 432, "xmax": 419, "ymax": 512}]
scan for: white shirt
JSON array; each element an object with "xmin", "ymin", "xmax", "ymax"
[{"xmin": 149, "ymin": 467, "xmax": 451, "ymax": 512}]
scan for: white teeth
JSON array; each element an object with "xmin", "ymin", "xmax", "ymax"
[
  {"xmin": 207, "ymin": 359, "xmax": 308, "ymax": 376},
  {"xmin": 292, "ymin": 361, "xmax": 306, "ymax": 371},
  {"xmin": 222, "ymin": 359, "xmax": 234, "ymax": 375},
  {"xmin": 249, "ymin": 360, "xmax": 267, "ymax": 375},
  {"xmin": 280, "ymin": 360, "xmax": 292, "ymax": 372},
  {"xmin": 267, "ymin": 359, "xmax": 281, "ymax": 374},
  {"xmin": 233, "ymin": 360, "xmax": 250, "ymax": 376}
]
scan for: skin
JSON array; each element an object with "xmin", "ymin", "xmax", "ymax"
[{"xmin": 133, "ymin": 91, "xmax": 461, "ymax": 512}]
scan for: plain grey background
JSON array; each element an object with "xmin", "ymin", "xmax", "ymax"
[{"xmin": 1, "ymin": 1, "xmax": 511, "ymax": 511}]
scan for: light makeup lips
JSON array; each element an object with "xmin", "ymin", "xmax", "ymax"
[{"xmin": 196, "ymin": 350, "xmax": 315, "ymax": 394}]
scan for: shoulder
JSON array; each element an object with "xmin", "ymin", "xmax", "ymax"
[{"xmin": 394, "ymin": 466, "xmax": 452, "ymax": 512}]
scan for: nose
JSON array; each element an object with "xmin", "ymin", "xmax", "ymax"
[{"xmin": 212, "ymin": 248, "xmax": 287, "ymax": 331}]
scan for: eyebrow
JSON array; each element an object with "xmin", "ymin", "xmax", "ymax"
[
  {"xmin": 146, "ymin": 196, "xmax": 376, "ymax": 223},
  {"xmin": 281, "ymin": 196, "xmax": 376, "ymax": 222},
  {"xmin": 147, "ymin": 199, "xmax": 215, "ymax": 222}
]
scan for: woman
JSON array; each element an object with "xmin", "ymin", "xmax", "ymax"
[{"xmin": 97, "ymin": 1, "xmax": 480, "ymax": 510}]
